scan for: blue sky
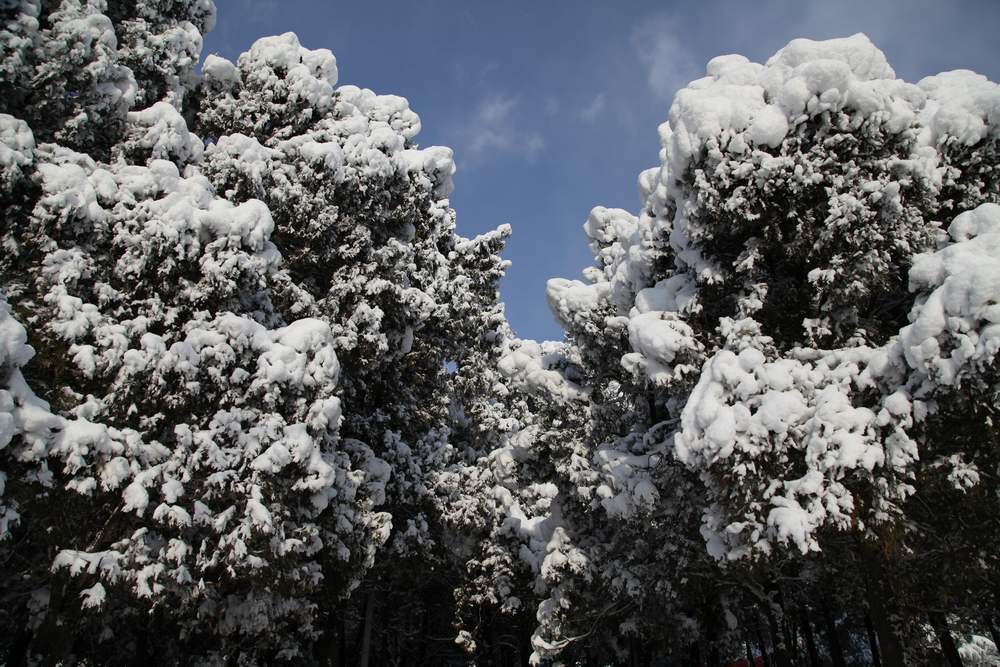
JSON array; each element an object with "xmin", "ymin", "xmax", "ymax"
[{"xmin": 206, "ymin": 0, "xmax": 1000, "ymax": 342}]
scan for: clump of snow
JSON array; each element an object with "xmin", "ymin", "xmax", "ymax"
[
  {"xmin": 632, "ymin": 275, "xmax": 698, "ymax": 315},
  {"xmin": 123, "ymin": 101, "xmax": 204, "ymax": 165},
  {"xmin": 545, "ymin": 278, "xmax": 610, "ymax": 331},
  {"xmin": 246, "ymin": 32, "xmax": 337, "ymax": 85},
  {"xmin": 957, "ymin": 634, "xmax": 1000, "ymax": 666},
  {"xmin": 0, "ymin": 113, "xmax": 35, "ymax": 191},
  {"xmin": 918, "ymin": 70, "xmax": 1000, "ymax": 147},
  {"xmin": 498, "ymin": 339, "xmax": 588, "ymax": 404},
  {"xmin": 206, "ymin": 132, "xmax": 277, "ymax": 196},
  {"xmin": 1, "ymin": 297, "xmax": 148, "ymax": 538},
  {"xmin": 337, "ymin": 85, "xmax": 422, "ymax": 140},
  {"xmin": 622, "ymin": 312, "xmax": 700, "ymax": 386},
  {"xmin": 583, "ymin": 206, "xmax": 638, "ymax": 262},
  {"xmin": 580, "ymin": 206, "xmax": 652, "ymax": 310},
  {"xmin": 203, "ymin": 48, "xmax": 454, "ymax": 199},
  {"xmin": 592, "ymin": 445, "xmax": 662, "ymax": 518},
  {"xmin": 239, "ymin": 32, "xmax": 338, "ymax": 111},
  {"xmin": 766, "ymin": 34, "xmax": 896, "ymax": 81},
  {"xmin": 747, "ymin": 104, "xmax": 788, "ymax": 148},
  {"xmin": 674, "ymin": 319, "xmax": 894, "ymax": 559},
  {"xmin": 398, "ymin": 145, "xmax": 455, "ymax": 197},
  {"xmin": 899, "ymin": 202, "xmax": 1000, "ymax": 386},
  {"xmin": 201, "ymin": 53, "xmax": 240, "ymax": 88},
  {"xmin": 42, "ymin": 0, "xmax": 139, "ymax": 128},
  {"xmin": 662, "ymin": 32, "xmax": 923, "ymax": 186}
]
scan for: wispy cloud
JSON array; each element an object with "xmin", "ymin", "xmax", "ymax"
[
  {"xmin": 578, "ymin": 92, "xmax": 607, "ymax": 123},
  {"xmin": 452, "ymin": 94, "xmax": 545, "ymax": 167},
  {"xmin": 632, "ymin": 15, "xmax": 699, "ymax": 102}
]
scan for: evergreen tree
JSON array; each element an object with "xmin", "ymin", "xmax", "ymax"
[
  {"xmin": 1, "ymin": 5, "xmax": 512, "ymax": 664},
  {"xmin": 461, "ymin": 34, "xmax": 1000, "ymax": 665},
  {"xmin": 3, "ymin": 5, "xmax": 999, "ymax": 664}
]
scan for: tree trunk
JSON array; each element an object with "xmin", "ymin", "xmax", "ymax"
[
  {"xmin": 6, "ymin": 604, "xmax": 32, "ymax": 667},
  {"xmin": 491, "ymin": 620, "xmax": 503, "ymax": 667},
  {"xmin": 755, "ymin": 623, "xmax": 772, "ymax": 667},
  {"xmin": 30, "ymin": 578, "xmax": 74, "ymax": 667},
  {"xmin": 338, "ymin": 613, "xmax": 348, "ymax": 667},
  {"xmin": 357, "ymin": 590, "xmax": 376, "ymax": 667},
  {"xmin": 865, "ymin": 613, "xmax": 883, "ymax": 667},
  {"xmin": 861, "ymin": 547, "xmax": 906, "ymax": 667},
  {"xmin": 763, "ymin": 602, "xmax": 791, "ymax": 667},
  {"xmin": 744, "ymin": 632, "xmax": 757, "ymax": 667},
  {"xmin": 136, "ymin": 606, "xmax": 155, "ymax": 664},
  {"xmin": 708, "ymin": 641, "xmax": 721, "ymax": 667},
  {"xmin": 705, "ymin": 606, "xmax": 721, "ymax": 667},
  {"xmin": 520, "ymin": 617, "xmax": 532, "ymax": 667},
  {"xmin": 313, "ymin": 610, "xmax": 336, "ymax": 665},
  {"xmin": 821, "ymin": 599, "xmax": 847, "ymax": 667},
  {"xmin": 786, "ymin": 617, "xmax": 800, "ymax": 664},
  {"xmin": 414, "ymin": 600, "xmax": 431, "ymax": 667},
  {"xmin": 800, "ymin": 609, "xmax": 820, "ymax": 667},
  {"xmin": 689, "ymin": 636, "xmax": 702, "ymax": 666},
  {"xmin": 929, "ymin": 610, "xmax": 963, "ymax": 667}
]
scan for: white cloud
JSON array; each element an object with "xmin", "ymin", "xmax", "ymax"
[
  {"xmin": 632, "ymin": 15, "xmax": 698, "ymax": 101},
  {"xmin": 524, "ymin": 134, "xmax": 545, "ymax": 158},
  {"xmin": 477, "ymin": 96, "xmax": 516, "ymax": 127},
  {"xmin": 453, "ymin": 94, "xmax": 545, "ymax": 166},
  {"xmin": 578, "ymin": 92, "xmax": 607, "ymax": 123}
]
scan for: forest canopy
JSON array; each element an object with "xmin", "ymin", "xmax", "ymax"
[{"xmin": 1, "ymin": 2, "xmax": 999, "ymax": 666}]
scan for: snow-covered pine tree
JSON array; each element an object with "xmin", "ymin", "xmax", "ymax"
[
  {"xmin": 658, "ymin": 37, "xmax": 1000, "ymax": 664},
  {"xmin": 192, "ymin": 32, "xmax": 515, "ymax": 660},
  {"xmin": 442, "ymin": 330, "xmax": 595, "ymax": 663},
  {"xmin": 476, "ymin": 33, "xmax": 1000, "ymax": 665},
  {"xmin": 443, "ymin": 201, "xmax": 723, "ymax": 663},
  {"xmin": 2, "ymin": 3, "xmax": 388, "ymax": 661},
  {"xmin": 1, "ymin": 4, "xmax": 513, "ymax": 665}
]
